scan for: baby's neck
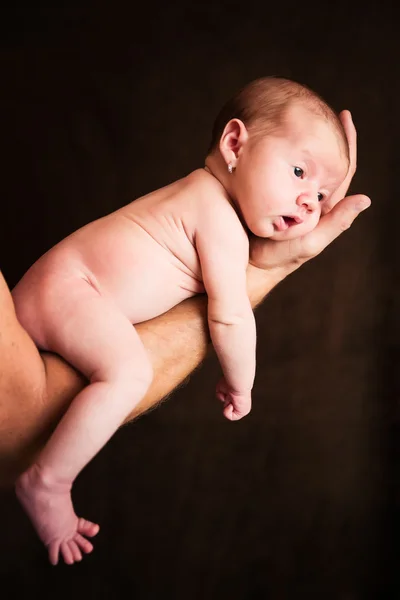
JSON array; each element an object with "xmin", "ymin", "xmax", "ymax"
[{"xmin": 202, "ymin": 160, "xmax": 248, "ymax": 234}]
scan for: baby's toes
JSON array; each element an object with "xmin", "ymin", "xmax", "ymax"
[
  {"xmin": 48, "ymin": 541, "xmax": 60, "ymax": 566},
  {"xmin": 77, "ymin": 517, "xmax": 100, "ymax": 537},
  {"xmin": 68, "ymin": 540, "xmax": 82, "ymax": 562},
  {"xmin": 74, "ymin": 533, "xmax": 94, "ymax": 554},
  {"xmin": 61, "ymin": 541, "xmax": 74, "ymax": 565}
]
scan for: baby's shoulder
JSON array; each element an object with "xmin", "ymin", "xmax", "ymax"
[
  {"xmin": 186, "ymin": 169, "xmax": 242, "ymax": 222},
  {"xmin": 185, "ymin": 170, "xmax": 248, "ymax": 249}
]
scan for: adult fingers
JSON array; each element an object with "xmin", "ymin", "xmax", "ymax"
[
  {"xmin": 327, "ymin": 111, "xmax": 357, "ymax": 210},
  {"xmin": 340, "ymin": 109, "xmax": 357, "ymax": 173},
  {"xmin": 301, "ymin": 194, "xmax": 370, "ymax": 260}
]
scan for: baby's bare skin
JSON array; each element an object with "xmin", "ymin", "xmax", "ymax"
[
  {"xmin": 12, "ymin": 168, "xmax": 251, "ymax": 565},
  {"xmin": 12, "ymin": 99, "xmax": 349, "ymax": 566},
  {"xmin": 14, "ymin": 170, "xmax": 218, "ymax": 330}
]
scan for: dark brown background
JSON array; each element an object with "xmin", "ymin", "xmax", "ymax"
[{"xmin": 0, "ymin": 2, "xmax": 398, "ymax": 598}]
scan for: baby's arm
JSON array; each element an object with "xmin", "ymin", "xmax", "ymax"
[{"xmin": 196, "ymin": 208, "xmax": 255, "ymax": 421}]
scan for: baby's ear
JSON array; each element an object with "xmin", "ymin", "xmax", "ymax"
[
  {"xmin": 236, "ymin": 120, "xmax": 250, "ymax": 156},
  {"xmin": 219, "ymin": 119, "xmax": 249, "ymax": 164}
]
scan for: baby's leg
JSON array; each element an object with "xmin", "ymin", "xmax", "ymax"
[{"xmin": 15, "ymin": 279, "xmax": 153, "ymax": 565}]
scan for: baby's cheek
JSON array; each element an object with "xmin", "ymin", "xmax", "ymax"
[
  {"xmin": 321, "ymin": 204, "xmax": 330, "ymax": 216},
  {"xmin": 302, "ymin": 211, "xmax": 321, "ymax": 235},
  {"xmin": 248, "ymin": 218, "xmax": 276, "ymax": 239}
]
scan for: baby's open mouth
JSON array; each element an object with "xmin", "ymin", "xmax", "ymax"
[
  {"xmin": 282, "ymin": 214, "xmax": 304, "ymax": 227},
  {"xmin": 282, "ymin": 216, "xmax": 297, "ymax": 227},
  {"xmin": 274, "ymin": 215, "xmax": 304, "ymax": 232}
]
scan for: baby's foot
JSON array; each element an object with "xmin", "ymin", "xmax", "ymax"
[{"xmin": 16, "ymin": 464, "xmax": 99, "ymax": 565}]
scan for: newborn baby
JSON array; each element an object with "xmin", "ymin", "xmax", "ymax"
[{"xmin": 12, "ymin": 76, "xmax": 349, "ymax": 565}]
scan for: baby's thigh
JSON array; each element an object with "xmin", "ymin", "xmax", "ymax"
[{"xmin": 41, "ymin": 278, "xmax": 153, "ymax": 386}]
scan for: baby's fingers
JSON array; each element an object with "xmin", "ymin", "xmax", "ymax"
[
  {"xmin": 223, "ymin": 402, "xmax": 250, "ymax": 421},
  {"xmin": 223, "ymin": 403, "xmax": 235, "ymax": 420},
  {"xmin": 223, "ymin": 394, "xmax": 252, "ymax": 421},
  {"xmin": 216, "ymin": 390, "xmax": 227, "ymax": 403}
]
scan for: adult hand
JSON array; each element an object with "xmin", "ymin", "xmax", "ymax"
[{"xmin": 249, "ymin": 110, "xmax": 371, "ymax": 276}]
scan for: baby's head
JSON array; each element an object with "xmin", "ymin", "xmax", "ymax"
[{"xmin": 205, "ymin": 77, "xmax": 350, "ymax": 239}]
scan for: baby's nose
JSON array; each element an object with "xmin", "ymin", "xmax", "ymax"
[{"xmin": 296, "ymin": 192, "xmax": 318, "ymax": 212}]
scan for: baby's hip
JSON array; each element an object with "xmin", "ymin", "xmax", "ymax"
[
  {"xmin": 12, "ymin": 242, "xmax": 200, "ymax": 345},
  {"xmin": 12, "ymin": 250, "xmax": 95, "ymax": 348}
]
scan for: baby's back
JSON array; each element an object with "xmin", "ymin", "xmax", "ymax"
[
  {"xmin": 69, "ymin": 170, "xmax": 208, "ymax": 322},
  {"xmin": 14, "ymin": 169, "xmax": 244, "ymax": 327}
]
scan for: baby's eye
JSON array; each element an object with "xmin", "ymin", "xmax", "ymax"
[
  {"xmin": 294, "ymin": 166, "xmax": 304, "ymax": 178},
  {"xmin": 317, "ymin": 192, "xmax": 324, "ymax": 202}
]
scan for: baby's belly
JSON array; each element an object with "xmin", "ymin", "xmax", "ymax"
[
  {"xmin": 55, "ymin": 217, "xmax": 205, "ymax": 323},
  {"xmin": 102, "ymin": 263, "xmax": 204, "ymax": 324}
]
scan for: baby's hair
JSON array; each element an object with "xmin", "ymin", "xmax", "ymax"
[{"xmin": 208, "ymin": 76, "xmax": 349, "ymax": 162}]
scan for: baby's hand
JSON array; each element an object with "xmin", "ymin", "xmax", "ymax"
[{"xmin": 216, "ymin": 377, "xmax": 252, "ymax": 421}]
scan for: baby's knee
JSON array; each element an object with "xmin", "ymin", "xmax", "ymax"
[
  {"xmin": 134, "ymin": 358, "xmax": 153, "ymax": 391},
  {"xmin": 112, "ymin": 356, "xmax": 153, "ymax": 397}
]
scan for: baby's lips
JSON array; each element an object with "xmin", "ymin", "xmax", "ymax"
[
  {"xmin": 292, "ymin": 213, "xmax": 305, "ymax": 224},
  {"xmin": 273, "ymin": 216, "xmax": 288, "ymax": 231}
]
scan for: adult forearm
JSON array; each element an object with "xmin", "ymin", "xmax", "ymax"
[{"xmin": 125, "ymin": 295, "xmax": 210, "ymax": 421}]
